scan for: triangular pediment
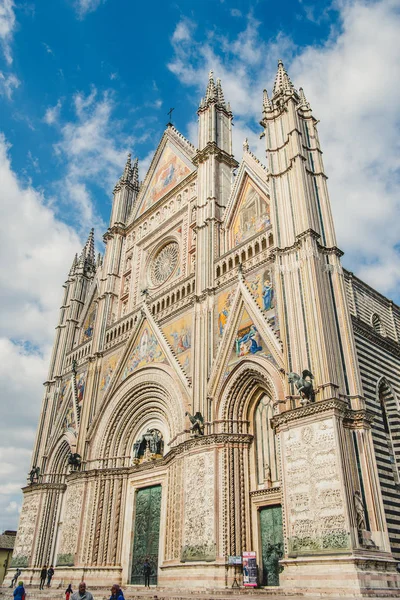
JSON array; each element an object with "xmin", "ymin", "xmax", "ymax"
[
  {"xmin": 134, "ymin": 132, "xmax": 196, "ymax": 219},
  {"xmin": 209, "ymin": 278, "xmax": 283, "ymax": 397},
  {"xmin": 102, "ymin": 306, "xmax": 191, "ymax": 403}
]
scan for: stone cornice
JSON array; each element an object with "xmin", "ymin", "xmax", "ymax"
[
  {"xmin": 22, "ymin": 482, "xmax": 67, "ymax": 493},
  {"xmin": 271, "ymin": 398, "xmax": 348, "ymax": 430},
  {"xmin": 193, "ymin": 143, "xmax": 239, "ymax": 168},
  {"xmin": 352, "ymin": 316, "xmax": 400, "ymax": 357}
]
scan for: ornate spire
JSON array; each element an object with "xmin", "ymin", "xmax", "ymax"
[
  {"xmin": 84, "ymin": 228, "xmax": 95, "ymax": 266},
  {"xmin": 132, "ymin": 157, "xmax": 139, "ymax": 191},
  {"xmin": 298, "ymin": 87, "xmax": 311, "ymax": 110},
  {"xmin": 69, "ymin": 253, "xmax": 78, "ymax": 276},
  {"xmin": 262, "ymin": 89, "xmax": 272, "ymax": 114},
  {"xmin": 205, "ymin": 70, "xmax": 216, "ymax": 102},
  {"xmin": 122, "ymin": 153, "xmax": 132, "ymax": 181},
  {"xmin": 272, "ymin": 59, "xmax": 295, "ymax": 97},
  {"xmin": 216, "ymin": 78, "xmax": 226, "ymax": 107}
]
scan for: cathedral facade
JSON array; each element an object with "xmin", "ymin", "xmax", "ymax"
[{"xmin": 9, "ymin": 63, "xmax": 400, "ymax": 596}]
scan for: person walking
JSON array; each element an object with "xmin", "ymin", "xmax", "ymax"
[
  {"xmin": 109, "ymin": 584, "xmax": 123, "ymax": 600},
  {"xmin": 71, "ymin": 581, "xmax": 94, "ymax": 600},
  {"xmin": 39, "ymin": 565, "xmax": 47, "ymax": 589},
  {"xmin": 66, "ymin": 583, "xmax": 73, "ymax": 600},
  {"xmin": 13, "ymin": 581, "xmax": 25, "ymax": 600},
  {"xmin": 46, "ymin": 565, "xmax": 55, "ymax": 587},
  {"xmin": 10, "ymin": 568, "xmax": 22, "ymax": 588},
  {"xmin": 143, "ymin": 558, "xmax": 151, "ymax": 588}
]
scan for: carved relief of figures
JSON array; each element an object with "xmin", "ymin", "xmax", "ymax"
[
  {"xmin": 123, "ymin": 274, "xmax": 131, "ymax": 295},
  {"xmin": 125, "ymin": 254, "xmax": 132, "ymax": 271},
  {"xmin": 354, "ymin": 490, "xmax": 366, "ymax": 530}
]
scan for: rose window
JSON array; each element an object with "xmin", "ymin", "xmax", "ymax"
[{"xmin": 151, "ymin": 242, "xmax": 179, "ymax": 286}]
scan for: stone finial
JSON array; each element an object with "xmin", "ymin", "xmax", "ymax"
[
  {"xmin": 84, "ymin": 228, "xmax": 95, "ymax": 266},
  {"xmin": 273, "ymin": 59, "xmax": 295, "ymax": 97},
  {"xmin": 298, "ymin": 87, "xmax": 311, "ymax": 110},
  {"xmin": 132, "ymin": 157, "xmax": 139, "ymax": 190},
  {"xmin": 263, "ymin": 88, "xmax": 272, "ymax": 114},
  {"xmin": 205, "ymin": 70, "xmax": 216, "ymax": 102},
  {"xmin": 216, "ymin": 78, "xmax": 226, "ymax": 107},
  {"xmin": 122, "ymin": 152, "xmax": 132, "ymax": 181}
]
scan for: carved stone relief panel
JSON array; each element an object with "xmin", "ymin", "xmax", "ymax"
[
  {"xmin": 282, "ymin": 419, "xmax": 349, "ymax": 553},
  {"xmin": 182, "ymin": 452, "xmax": 215, "ymax": 561},
  {"xmin": 57, "ymin": 482, "xmax": 84, "ymax": 566},
  {"xmin": 11, "ymin": 492, "xmax": 40, "ymax": 567}
]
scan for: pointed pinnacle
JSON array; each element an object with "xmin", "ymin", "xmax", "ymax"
[
  {"xmin": 273, "ymin": 59, "xmax": 295, "ymax": 97},
  {"xmin": 263, "ymin": 89, "xmax": 272, "ymax": 114},
  {"xmin": 69, "ymin": 253, "xmax": 78, "ymax": 275},
  {"xmin": 84, "ymin": 228, "xmax": 95, "ymax": 265},
  {"xmin": 132, "ymin": 157, "xmax": 139, "ymax": 190},
  {"xmin": 122, "ymin": 153, "xmax": 132, "ymax": 180},
  {"xmin": 298, "ymin": 87, "xmax": 311, "ymax": 110},
  {"xmin": 205, "ymin": 70, "xmax": 216, "ymax": 102},
  {"xmin": 216, "ymin": 78, "xmax": 226, "ymax": 107}
]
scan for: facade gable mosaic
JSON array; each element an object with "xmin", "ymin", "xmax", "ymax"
[
  {"xmin": 210, "ymin": 279, "xmax": 283, "ymax": 397},
  {"xmin": 161, "ymin": 312, "xmax": 192, "ymax": 377},
  {"xmin": 231, "ymin": 179, "xmax": 271, "ymax": 247},
  {"xmin": 119, "ymin": 321, "xmax": 168, "ymax": 382},
  {"xmin": 136, "ymin": 141, "xmax": 194, "ymax": 217},
  {"xmin": 99, "ymin": 348, "xmax": 123, "ymax": 399}
]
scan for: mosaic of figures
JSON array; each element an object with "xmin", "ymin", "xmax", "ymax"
[
  {"xmin": 224, "ymin": 308, "xmax": 278, "ymax": 380},
  {"xmin": 81, "ymin": 305, "xmax": 96, "ymax": 343},
  {"xmin": 162, "ymin": 313, "xmax": 192, "ymax": 376},
  {"xmin": 100, "ymin": 349, "xmax": 122, "ymax": 396},
  {"xmin": 121, "ymin": 323, "xmax": 167, "ymax": 381},
  {"xmin": 215, "ymin": 286, "xmax": 236, "ymax": 347},
  {"xmin": 76, "ymin": 371, "xmax": 86, "ymax": 404},
  {"xmin": 246, "ymin": 267, "xmax": 280, "ymax": 336},
  {"xmin": 232, "ymin": 181, "xmax": 270, "ymax": 246},
  {"xmin": 65, "ymin": 399, "xmax": 76, "ymax": 432},
  {"xmin": 58, "ymin": 379, "xmax": 71, "ymax": 409},
  {"xmin": 139, "ymin": 145, "xmax": 192, "ymax": 216}
]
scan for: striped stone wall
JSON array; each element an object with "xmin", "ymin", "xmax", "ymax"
[{"xmin": 345, "ymin": 270, "xmax": 400, "ymax": 560}]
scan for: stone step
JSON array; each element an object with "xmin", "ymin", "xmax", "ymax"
[{"xmin": 1, "ymin": 587, "xmax": 398, "ymax": 600}]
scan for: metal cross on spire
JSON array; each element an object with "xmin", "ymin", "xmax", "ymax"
[{"xmin": 167, "ymin": 107, "xmax": 174, "ymax": 126}]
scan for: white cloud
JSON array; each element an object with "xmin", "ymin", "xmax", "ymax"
[
  {"xmin": 231, "ymin": 8, "xmax": 242, "ymax": 17},
  {"xmin": 0, "ymin": 133, "xmax": 81, "ymax": 529},
  {"xmin": 0, "ymin": 70, "xmax": 19, "ymax": 99},
  {"xmin": 5, "ymin": 500, "xmax": 21, "ymax": 514},
  {"xmin": 168, "ymin": 2, "xmax": 400, "ymax": 299},
  {"xmin": 53, "ymin": 87, "xmax": 134, "ymax": 231},
  {"xmin": 172, "ymin": 19, "xmax": 194, "ymax": 43},
  {"xmin": 0, "ymin": 0, "xmax": 15, "ymax": 64},
  {"xmin": 42, "ymin": 42, "xmax": 54, "ymax": 55},
  {"xmin": 43, "ymin": 99, "xmax": 62, "ymax": 125},
  {"xmin": 74, "ymin": 0, "xmax": 105, "ymax": 19}
]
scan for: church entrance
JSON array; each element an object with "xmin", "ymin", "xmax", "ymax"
[
  {"xmin": 130, "ymin": 485, "xmax": 162, "ymax": 586},
  {"xmin": 259, "ymin": 505, "xmax": 283, "ymax": 586}
]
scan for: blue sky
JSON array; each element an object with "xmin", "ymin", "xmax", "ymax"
[{"xmin": 0, "ymin": 0, "xmax": 400, "ymax": 531}]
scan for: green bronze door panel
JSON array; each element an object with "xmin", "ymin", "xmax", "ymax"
[
  {"xmin": 131, "ymin": 485, "xmax": 162, "ymax": 585},
  {"xmin": 259, "ymin": 505, "xmax": 283, "ymax": 586}
]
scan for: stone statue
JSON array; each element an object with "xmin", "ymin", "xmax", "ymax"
[
  {"xmin": 264, "ymin": 463, "xmax": 272, "ymax": 485},
  {"xmin": 354, "ymin": 490, "xmax": 366, "ymax": 530},
  {"xmin": 185, "ymin": 411, "xmax": 205, "ymax": 436},
  {"xmin": 133, "ymin": 439, "xmax": 142, "ymax": 459},
  {"xmin": 68, "ymin": 452, "xmax": 82, "ymax": 470},
  {"xmin": 149, "ymin": 429, "xmax": 163, "ymax": 455},
  {"xmin": 286, "ymin": 369, "xmax": 315, "ymax": 405},
  {"xmin": 29, "ymin": 466, "xmax": 40, "ymax": 484}
]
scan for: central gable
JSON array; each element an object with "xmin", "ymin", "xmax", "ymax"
[{"xmin": 137, "ymin": 141, "xmax": 194, "ymax": 217}]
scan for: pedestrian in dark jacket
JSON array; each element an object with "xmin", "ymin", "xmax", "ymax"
[
  {"xmin": 143, "ymin": 559, "xmax": 151, "ymax": 587},
  {"xmin": 109, "ymin": 584, "xmax": 124, "ymax": 600},
  {"xmin": 47, "ymin": 565, "xmax": 55, "ymax": 587},
  {"xmin": 13, "ymin": 581, "xmax": 25, "ymax": 600},
  {"xmin": 40, "ymin": 565, "xmax": 47, "ymax": 589},
  {"xmin": 10, "ymin": 569, "xmax": 21, "ymax": 588},
  {"xmin": 66, "ymin": 583, "xmax": 73, "ymax": 600}
]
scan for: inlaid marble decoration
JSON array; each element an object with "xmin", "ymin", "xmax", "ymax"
[
  {"xmin": 99, "ymin": 349, "xmax": 122, "ymax": 396},
  {"xmin": 162, "ymin": 313, "xmax": 192, "ymax": 376},
  {"xmin": 282, "ymin": 419, "xmax": 350, "ymax": 553},
  {"xmin": 232, "ymin": 181, "xmax": 270, "ymax": 246},
  {"xmin": 139, "ymin": 145, "xmax": 191, "ymax": 215},
  {"xmin": 121, "ymin": 323, "xmax": 167, "ymax": 381},
  {"xmin": 247, "ymin": 268, "xmax": 274, "ymax": 312},
  {"xmin": 58, "ymin": 379, "xmax": 71, "ymax": 409}
]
